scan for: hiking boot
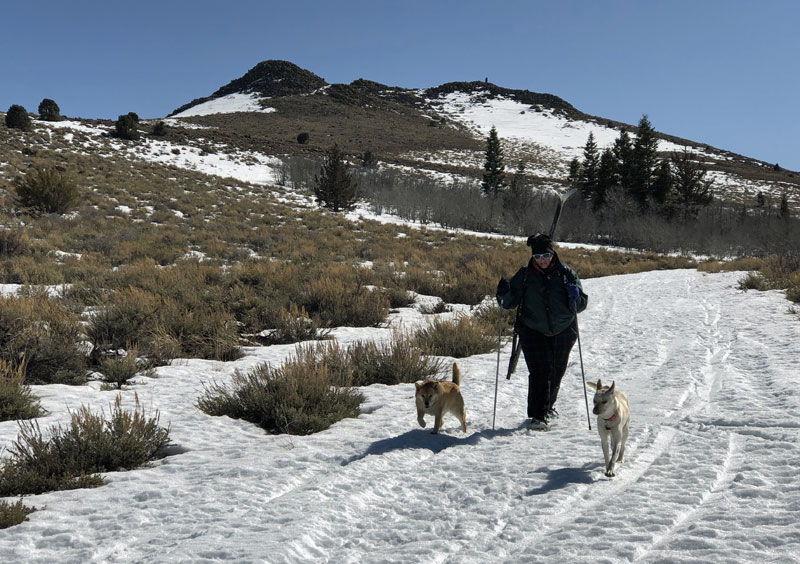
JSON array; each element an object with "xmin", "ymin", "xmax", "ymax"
[
  {"xmin": 528, "ymin": 417, "xmax": 550, "ymax": 431},
  {"xmin": 546, "ymin": 408, "xmax": 559, "ymax": 422}
]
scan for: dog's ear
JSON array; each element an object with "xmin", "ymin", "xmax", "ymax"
[
  {"xmin": 609, "ymin": 381, "xmax": 616, "ymax": 393},
  {"xmin": 586, "ymin": 381, "xmax": 597, "ymax": 390},
  {"xmin": 415, "ymin": 381, "xmax": 423, "ymax": 390},
  {"xmin": 596, "ymin": 379, "xmax": 602, "ymax": 389},
  {"xmin": 433, "ymin": 381, "xmax": 442, "ymax": 392}
]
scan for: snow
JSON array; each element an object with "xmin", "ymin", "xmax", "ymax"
[
  {"xmin": 171, "ymin": 93, "xmax": 276, "ymax": 118},
  {"xmin": 2, "ymin": 269, "xmax": 799, "ymax": 563}
]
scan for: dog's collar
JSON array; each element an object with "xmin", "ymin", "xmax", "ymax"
[{"xmin": 604, "ymin": 412, "xmax": 618, "ymax": 422}]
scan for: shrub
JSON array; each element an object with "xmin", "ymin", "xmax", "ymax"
[
  {"xmin": 418, "ymin": 299, "xmax": 450, "ymax": 315},
  {"xmin": 0, "ymin": 293, "xmax": 87, "ymax": 385},
  {"xmin": 0, "ymin": 499, "xmax": 36, "ymax": 529},
  {"xmin": 151, "ymin": 120, "xmax": 167, "ymax": 136},
  {"xmin": 0, "ymin": 394, "xmax": 170, "ymax": 496},
  {"xmin": 14, "ymin": 165, "xmax": 81, "ymax": 214},
  {"xmin": 297, "ymin": 132, "xmax": 309, "ymax": 144},
  {"xmin": 738, "ymin": 272, "xmax": 770, "ymax": 292},
  {"xmin": 0, "ymin": 225, "xmax": 30, "ymax": 257},
  {"xmin": 115, "ymin": 113, "xmax": 139, "ymax": 140},
  {"xmin": 5, "ymin": 104, "xmax": 32, "ymax": 131},
  {"xmin": 258, "ymin": 304, "xmax": 331, "ymax": 345},
  {"xmin": 308, "ymin": 331, "xmax": 444, "ymax": 386},
  {"xmin": 98, "ymin": 348, "xmax": 145, "ymax": 389},
  {"xmin": 197, "ymin": 355, "xmax": 363, "ymax": 435},
  {"xmin": 301, "ymin": 277, "xmax": 389, "ymax": 327},
  {"xmin": 38, "ymin": 98, "xmax": 62, "ymax": 121},
  {"xmin": 413, "ymin": 315, "xmax": 497, "ymax": 358},
  {"xmin": 0, "ymin": 357, "xmax": 45, "ymax": 422}
]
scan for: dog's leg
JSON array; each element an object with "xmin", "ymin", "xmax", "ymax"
[
  {"xmin": 457, "ymin": 406, "xmax": 467, "ymax": 433},
  {"xmin": 606, "ymin": 429, "xmax": 624, "ymax": 477},
  {"xmin": 417, "ymin": 408, "xmax": 426, "ymax": 428},
  {"xmin": 618, "ymin": 422, "xmax": 629, "ymax": 464},
  {"xmin": 600, "ymin": 430, "xmax": 611, "ymax": 471},
  {"xmin": 432, "ymin": 412, "xmax": 443, "ymax": 434}
]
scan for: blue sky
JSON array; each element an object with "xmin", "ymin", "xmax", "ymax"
[{"xmin": 3, "ymin": 1, "xmax": 798, "ymax": 170}]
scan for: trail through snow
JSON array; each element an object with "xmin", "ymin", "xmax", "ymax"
[{"xmin": 1, "ymin": 270, "xmax": 799, "ymax": 563}]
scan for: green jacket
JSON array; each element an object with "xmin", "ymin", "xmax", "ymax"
[{"xmin": 500, "ymin": 255, "xmax": 588, "ymax": 336}]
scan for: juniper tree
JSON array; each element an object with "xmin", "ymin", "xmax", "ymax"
[
  {"xmin": 313, "ymin": 144, "xmax": 358, "ymax": 212},
  {"xmin": 38, "ymin": 99, "xmax": 61, "ymax": 121},
  {"xmin": 5, "ymin": 105, "xmax": 32, "ymax": 131},
  {"xmin": 115, "ymin": 113, "xmax": 140, "ymax": 140}
]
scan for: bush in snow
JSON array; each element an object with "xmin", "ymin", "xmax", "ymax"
[
  {"xmin": 5, "ymin": 104, "xmax": 32, "ymax": 131},
  {"xmin": 0, "ymin": 394, "xmax": 170, "ymax": 496},
  {"xmin": 412, "ymin": 315, "xmax": 497, "ymax": 358},
  {"xmin": 0, "ymin": 292, "xmax": 87, "ymax": 385},
  {"xmin": 197, "ymin": 353, "xmax": 363, "ymax": 435},
  {"xmin": 0, "ymin": 357, "xmax": 44, "ymax": 422},
  {"xmin": 37, "ymin": 98, "xmax": 62, "ymax": 121},
  {"xmin": 13, "ymin": 165, "xmax": 81, "ymax": 214},
  {"xmin": 303, "ymin": 331, "xmax": 444, "ymax": 387},
  {"xmin": 296, "ymin": 131, "xmax": 309, "ymax": 144},
  {"xmin": 257, "ymin": 304, "xmax": 331, "ymax": 345},
  {"xmin": 300, "ymin": 275, "xmax": 389, "ymax": 328},
  {"xmin": 151, "ymin": 120, "xmax": 167, "ymax": 136},
  {"xmin": 0, "ymin": 499, "xmax": 36, "ymax": 529},
  {"xmin": 115, "ymin": 112, "xmax": 139, "ymax": 140}
]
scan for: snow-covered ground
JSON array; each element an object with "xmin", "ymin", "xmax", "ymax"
[{"xmin": 2, "ymin": 269, "xmax": 799, "ymax": 563}]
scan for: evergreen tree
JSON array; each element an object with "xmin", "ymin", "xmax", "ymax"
[
  {"xmin": 5, "ymin": 105, "xmax": 32, "ymax": 131},
  {"xmin": 629, "ymin": 115, "xmax": 660, "ymax": 209},
  {"xmin": 756, "ymin": 191, "xmax": 766, "ymax": 209},
  {"xmin": 612, "ymin": 129, "xmax": 633, "ymax": 192},
  {"xmin": 481, "ymin": 126, "xmax": 505, "ymax": 198},
  {"xmin": 594, "ymin": 148, "xmax": 617, "ymax": 211},
  {"xmin": 567, "ymin": 157, "xmax": 581, "ymax": 188},
  {"xmin": 651, "ymin": 159, "xmax": 673, "ymax": 209},
  {"xmin": 313, "ymin": 144, "xmax": 358, "ymax": 212},
  {"xmin": 579, "ymin": 132, "xmax": 599, "ymax": 202},
  {"xmin": 502, "ymin": 161, "xmax": 530, "ymax": 231},
  {"xmin": 779, "ymin": 193, "xmax": 790, "ymax": 219},
  {"xmin": 668, "ymin": 150, "xmax": 713, "ymax": 221},
  {"xmin": 115, "ymin": 113, "xmax": 140, "ymax": 140},
  {"xmin": 38, "ymin": 98, "xmax": 61, "ymax": 121}
]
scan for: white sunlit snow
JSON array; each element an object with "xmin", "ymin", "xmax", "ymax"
[
  {"xmin": 2, "ymin": 269, "xmax": 799, "ymax": 563},
  {"xmin": 171, "ymin": 93, "xmax": 276, "ymax": 118}
]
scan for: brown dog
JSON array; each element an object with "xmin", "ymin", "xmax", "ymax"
[{"xmin": 415, "ymin": 363, "xmax": 467, "ymax": 434}]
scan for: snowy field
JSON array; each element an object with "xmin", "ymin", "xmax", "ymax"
[{"xmin": 2, "ymin": 269, "xmax": 799, "ymax": 563}]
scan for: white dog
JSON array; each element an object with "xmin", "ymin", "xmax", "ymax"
[{"xmin": 587, "ymin": 379, "xmax": 630, "ymax": 477}]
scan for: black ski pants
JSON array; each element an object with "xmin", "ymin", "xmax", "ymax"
[{"xmin": 518, "ymin": 321, "xmax": 578, "ymax": 419}]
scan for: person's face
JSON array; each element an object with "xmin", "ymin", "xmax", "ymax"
[{"xmin": 533, "ymin": 251, "xmax": 553, "ymax": 268}]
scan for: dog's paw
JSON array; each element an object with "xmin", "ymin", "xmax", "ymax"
[
  {"xmin": 418, "ymin": 418, "xmax": 426, "ymax": 428},
  {"xmin": 605, "ymin": 469, "xmax": 616, "ymax": 478}
]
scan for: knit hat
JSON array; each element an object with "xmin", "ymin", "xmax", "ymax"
[{"xmin": 526, "ymin": 232, "xmax": 554, "ymax": 255}]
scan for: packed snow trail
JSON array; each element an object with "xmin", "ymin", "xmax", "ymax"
[{"xmin": 1, "ymin": 270, "xmax": 799, "ymax": 563}]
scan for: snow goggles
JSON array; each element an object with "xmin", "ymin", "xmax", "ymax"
[{"xmin": 532, "ymin": 252, "xmax": 553, "ymax": 260}]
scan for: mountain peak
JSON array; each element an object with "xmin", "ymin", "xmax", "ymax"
[{"xmin": 212, "ymin": 60, "xmax": 327, "ymax": 98}]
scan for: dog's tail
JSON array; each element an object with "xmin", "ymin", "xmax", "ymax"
[{"xmin": 452, "ymin": 362, "xmax": 461, "ymax": 386}]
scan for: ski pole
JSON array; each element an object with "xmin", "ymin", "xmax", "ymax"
[
  {"xmin": 492, "ymin": 306, "xmax": 504, "ymax": 430},
  {"xmin": 574, "ymin": 301, "xmax": 592, "ymax": 430}
]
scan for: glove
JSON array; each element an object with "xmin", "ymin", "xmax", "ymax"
[
  {"xmin": 496, "ymin": 277, "xmax": 510, "ymax": 305},
  {"xmin": 566, "ymin": 283, "xmax": 581, "ymax": 303}
]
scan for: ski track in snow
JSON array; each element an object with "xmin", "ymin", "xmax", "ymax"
[{"xmin": 1, "ymin": 270, "xmax": 799, "ymax": 563}]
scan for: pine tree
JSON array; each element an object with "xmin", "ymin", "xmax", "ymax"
[
  {"xmin": 579, "ymin": 132, "xmax": 599, "ymax": 202},
  {"xmin": 594, "ymin": 148, "xmax": 617, "ymax": 211},
  {"xmin": 481, "ymin": 126, "xmax": 505, "ymax": 198},
  {"xmin": 612, "ymin": 129, "xmax": 633, "ymax": 191},
  {"xmin": 629, "ymin": 115, "xmax": 660, "ymax": 209},
  {"xmin": 779, "ymin": 193, "xmax": 790, "ymax": 219},
  {"xmin": 38, "ymin": 98, "xmax": 62, "ymax": 121},
  {"xmin": 668, "ymin": 150, "xmax": 713, "ymax": 221},
  {"xmin": 651, "ymin": 160, "xmax": 674, "ymax": 214},
  {"xmin": 313, "ymin": 144, "xmax": 358, "ymax": 212}
]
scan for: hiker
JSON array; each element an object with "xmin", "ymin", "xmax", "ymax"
[{"xmin": 496, "ymin": 233, "xmax": 588, "ymax": 430}]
